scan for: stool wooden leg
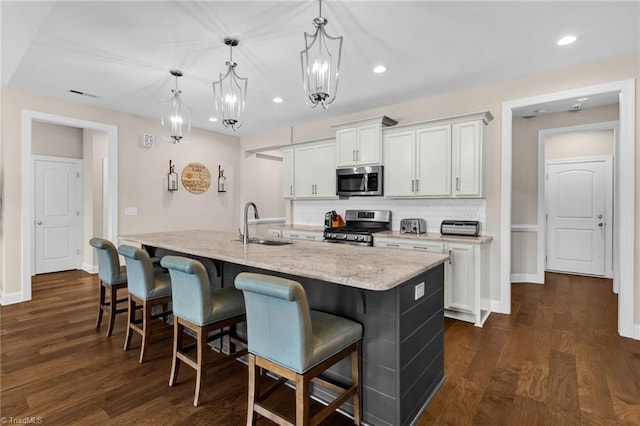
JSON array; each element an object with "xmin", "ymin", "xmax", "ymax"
[
  {"xmin": 352, "ymin": 341, "xmax": 362, "ymax": 425},
  {"xmin": 139, "ymin": 301, "xmax": 151, "ymax": 363},
  {"xmin": 106, "ymin": 285, "xmax": 118, "ymax": 337},
  {"xmin": 193, "ymin": 325, "xmax": 205, "ymax": 407},
  {"xmin": 246, "ymin": 354, "xmax": 258, "ymax": 426},
  {"xmin": 295, "ymin": 374, "xmax": 310, "ymax": 426},
  {"xmin": 169, "ymin": 320, "xmax": 182, "ymax": 387},
  {"xmin": 124, "ymin": 296, "xmax": 135, "ymax": 351},
  {"xmin": 96, "ymin": 282, "xmax": 105, "ymax": 329}
]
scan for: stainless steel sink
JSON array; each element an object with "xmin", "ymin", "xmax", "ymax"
[{"xmin": 234, "ymin": 238, "xmax": 292, "ymax": 246}]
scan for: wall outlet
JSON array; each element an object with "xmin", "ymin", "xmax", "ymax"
[
  {"xmin": 124, "ymin": 207, "xmax": 138, "ymax": 216},
  {"xmin": 415, "ymin": 282, "xmax": 425, "ymax": 300}
]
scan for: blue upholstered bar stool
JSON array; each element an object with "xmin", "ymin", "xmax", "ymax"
[
  {"xmin": 235, "ymin": 272, "xmax": 363, "ymax": 426},
  {"xmin": 161, "ymin": 256, "xmax": 247, "ymax": 407},
  {"xmin": 117, "ymin": 245, "xmax": 173, "ymax": 363},
  {"xmin": 89, "ymin": 238, "xmax": 128, "ymax": 337}
]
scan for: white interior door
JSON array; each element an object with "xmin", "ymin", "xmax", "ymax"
[
  {"xmin": 546, "ymin": 160, "xmax": 606, "ymax": 276},
  {"xmin": 34, "ymin": 158, "xmax": 81, "ymax": 274}
]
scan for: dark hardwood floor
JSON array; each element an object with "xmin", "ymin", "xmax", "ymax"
[{"xmin": 1, "ymin": 271, "xmax": 639, "ymax": 425}]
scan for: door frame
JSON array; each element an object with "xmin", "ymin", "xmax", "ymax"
[
  {"xmin": 32, "ymin": 155, "xmax": 84, "ymax": 274},
  {"xmin": 501, "ymin": 79, "xmax": 636, "ymax": 340},
  {"xmin": 21, "ymin": 110, "xmax": 118, "ymax": 302},
  {"xmin": 539, "ymin": 121, "xmax": 618, "ymax": 284},
  {"xmin": 544, "ymin": 155, "xmax": 613, "ymax": 279}
]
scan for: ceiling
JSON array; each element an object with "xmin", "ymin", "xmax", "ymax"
[{"xmin": 2, "ymin": 1, "xmax": 638, "ymax": 136}]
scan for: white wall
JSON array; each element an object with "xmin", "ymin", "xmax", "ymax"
[{"xmin": 32, "ymin": 121, "xmax": 83, "ymax": 158}]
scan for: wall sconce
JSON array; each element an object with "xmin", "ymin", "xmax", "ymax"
[
  {"xmin": 218, "ymin": 165, "xmax": 227, "ymax": 192},
  {"xmin": 168, "ymin": 160, "xmax": 178, "ymax": 191}
]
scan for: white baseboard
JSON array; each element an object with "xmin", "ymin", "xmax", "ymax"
[
  {"xmin": 491, "ymin": 299, "xmax": 509, "ymax": 315},
  {"xmin": 0, "ymin": 291, "xmax": 27, "ymax": 305},
  {"xmin": 634, "ymin": 324, "xmax": 640, "ymax": 341},
  {"xmin": 82, "ymin": 263, "xmax": 98, "ymax": 274},
  {"xmin": 511, "ymin": 273, "xmax": 544, "ymax": 284}
]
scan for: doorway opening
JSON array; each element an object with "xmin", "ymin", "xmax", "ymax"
[
  {"xmin": 20, "ymin": 110, "xmax": 118, "ymax": 302},
  {"xmin": 500, "ymin": 79, "xmax": 636, "ymax": 339}
]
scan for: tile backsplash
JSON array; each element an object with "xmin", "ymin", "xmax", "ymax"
[{"xmin": 292, "ymin": 197, "xmax": 486, "ymax": 234}]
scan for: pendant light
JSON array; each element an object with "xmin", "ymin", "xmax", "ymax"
[
  {"xmin": 213, "ymin": 38, "xmax": 248, "ymax": 131},
  {"xmin": 300, "ymin": 0, "xmax": 343, "ymax": 109},
  {"xmin": 160, "ymin": 70, "xmax": 192, "ymax": 143}
]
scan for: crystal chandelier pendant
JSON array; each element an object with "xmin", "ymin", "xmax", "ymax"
[
  {"xmin": 160, "ymin": 70, "xmax": 192, "ymax": 144},
  {"xmin": 300, "ymin": 0, "xmax": 343, "ymax": 109},
  {"xmin": 213, "ymin": 38, "xmax": 248, "ymax": 130}
]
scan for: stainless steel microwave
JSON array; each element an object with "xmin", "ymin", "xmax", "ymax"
[{"xmin": 336, "ymin": 166, "xmax": 383, "ymax": 196}]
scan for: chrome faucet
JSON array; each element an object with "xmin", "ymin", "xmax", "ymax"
[{"xmin": 240, "ymin": 201, "xmax": 260, "ymax": 244}]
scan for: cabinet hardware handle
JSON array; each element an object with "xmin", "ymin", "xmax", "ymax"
[
  {"xmin": 290, "ymin": 185, "xmax": 293, "ymax": 196},
  {"xmin": 448, "ymin": 249, "xmax": 453, "ymax": 264},
  {"xmin": 456, "ymin": 177, "xmax": 460, "ymax": 191},
  {"xmin": 411, "ymin": 179, "xmax": 415, "ymax": 192},
  {"xmin": 387, "ymin": 243, "xmax": 399, "ymax": 247},
  {"xmin": 290, "ymin": 234, "xmax": 299, "ymax": 238},
  {"xmin": 416, "ymin": 179, "xmax": 420, "ymax": 192},
  {"xmin": 413, "ymin": 246, "xmax": 428, "ymax": 250},
  {"xmin": 305, "ymin": 235, "xmax": 315, "ymax": 239},
  {"xmin": 353, "ymin": 150, "xmax": 356, "ymax": 161},
  {"xmin": 356, "ymin": 150, "xmax": 359, "ymax": 161}
]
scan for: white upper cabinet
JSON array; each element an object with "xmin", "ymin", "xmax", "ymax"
[
  {"xmin": 383, "ymin": 111, "xmax": 491, "ymax": 199},
  {"xmin": 333, "ymin": 116, "xmax": 397, "ymax": 167},
  {"xmin": 292, "ymin": 139, "xmax": 337, "ymax": 199},
  {"xmin": 452, "ymin": 120, "xmax": 482, "ymax": 197},
  {"xmin": 282, "ymin": 148, "xmax": 294, "ymax": 199}
]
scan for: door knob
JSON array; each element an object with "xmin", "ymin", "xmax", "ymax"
[
  {"xmin": 597, "ymin": 214, "xmax": 603, "ymax": 219},
  {"xmin": 36, "ymin": 220, "xmax": 43, "ymax": 225},
  {"xmin": 598, "ymin": 222, "xmax": 604, "ymax": 227}
]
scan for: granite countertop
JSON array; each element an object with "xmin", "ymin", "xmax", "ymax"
[
  {"xmin": 376, "ymin": 231, "xmax": 493, "ymax": 244},
  {"xmin": 120, "ymin": 229, "xmax": 448, "ymax": 291},
  {"xmin": 270, "ymin": 224, "xmax": 325, "ymax": 233}
]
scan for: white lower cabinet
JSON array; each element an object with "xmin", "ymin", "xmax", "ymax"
[{"xmin": 374, "ymin": 236, "xmax": 490, "ymax": 327}]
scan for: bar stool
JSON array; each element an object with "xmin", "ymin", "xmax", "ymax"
[
  {"xmin": 117, "ymin": 245, "xmax": 172, "ymax": 363},
  {"xmin": 235, "ymin": 272, "xmax": 363, "ymax": 426},
  {"xmin": 89, "ymin": 238, "xmax": 128, "ymax": 337},
  {"xmin": 161, "ymin": 255, "xmax": 247, "ymax": 407}
]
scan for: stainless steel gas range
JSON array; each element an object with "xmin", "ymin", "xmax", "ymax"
[{"xmin": 323, "ymin": 210, "xmax": 391, "ymax": 246}]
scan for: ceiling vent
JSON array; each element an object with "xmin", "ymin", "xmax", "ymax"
[{"xmin": 69, "ymin": 89, "xmax": 101, "ymax": 99}]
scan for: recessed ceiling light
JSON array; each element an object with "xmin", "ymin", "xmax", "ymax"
[
  {"xmin": 373, "ymin": 65, "xmax": 387, "ymax": 74},
  {"xmin": 556, "ymin": 35, "xmax": 577, "ymax": 46},
  {"xmin": 577, "ymin": 97, "xmax": 589, "ymax": 102},
  {"xmin": 273, "ymin": 97, "xmax": 283, "ymax": 103},
  {"xmin": 208, "ymin": 117, "xmax": 218, "ymax": 122}
]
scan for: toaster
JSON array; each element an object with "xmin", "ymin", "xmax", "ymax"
[{"xmin": 400, "ymin": 218, "xmax": 427, "ymax": 234}]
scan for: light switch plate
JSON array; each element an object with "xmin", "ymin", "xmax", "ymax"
[
  {"xmin": 124, "ymin": 207, "xmax": 138, "ymax": 216},
  {"xmin": 415, "ymin": 282, "xmax": 425, "ymax": 300},
  {"xmin": 143, "ymin": 134, "xmax": 154, "ymax": 148}
]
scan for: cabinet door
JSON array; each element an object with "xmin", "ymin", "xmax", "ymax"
[
  {"xmin": 452, "ymin": 120, "xmax": 482, "ymax": 197},
  {"xmin": 336, "ymin": 128, "xmax": 358, "ymax": 167},
  {"xmin": 294, "ymin": 145, "xmax": 316, "ymax": 198},
  {"xmin": 444, "ymin": 243, "xmax": 475, "ymax": 313},
  {"xmin": 416, "ymin": 125, "xmax": 451, "ymax": 197},
  {"xmin": 356, "ymin": 123, "xmax": 381, "ymax": 165},
  {"xmin": 383, "ymin": 131, "xmax": 415, "ymax": 197},
  {"xmin": 315, "ymin": 143, "xmax": 337, "ymax": 198},
  {"xmin": 282, "ymin": 149, "xmax": 294, "ymax": 199}
]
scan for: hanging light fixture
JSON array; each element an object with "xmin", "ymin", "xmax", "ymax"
[
  {"xmin": 213, "ymin": 38, "xmax": 248, "ymax": 131},
  {"xmin": 160, "ymin": 70, "xmax": 192, "ymax": 144},
  {"xmin": 300, "ymin": 0, "xmax": 343, "ymax": 109}
]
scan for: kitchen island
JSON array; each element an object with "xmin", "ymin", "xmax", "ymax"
[{"xmin": 120, "ymin": 230, "xmax": 449, "ymax": 426}]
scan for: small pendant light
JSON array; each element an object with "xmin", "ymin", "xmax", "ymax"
[
  {"xmin": 161, "ymin": 70, "xmax": 192, "ymax": 144},
  {"xmin": 213, "ymin": 38, "xmax": 248, "ymax": 131}
]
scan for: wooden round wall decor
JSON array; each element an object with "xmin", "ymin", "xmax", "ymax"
[{"xmin": 181, "ymin": 162, "xmax": 211, "ymax": 194}]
